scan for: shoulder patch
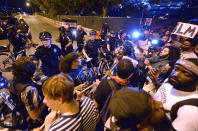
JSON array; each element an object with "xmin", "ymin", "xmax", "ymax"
[{"xmin": 54, "ymin": 48, "xmax": 57, "ymax": 53}]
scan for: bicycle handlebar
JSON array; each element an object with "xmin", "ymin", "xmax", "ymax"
[{"xmin": 79, "ymin": 63, "xmax": 117, "ymax": 94}]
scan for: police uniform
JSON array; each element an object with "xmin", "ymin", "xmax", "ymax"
[
  {"xmin": 18, "ymin": 23, "xmax": 32, "ymax": 39},
  {"xmin": 0, "ymin": 22, "xmax": 8, "ymax": 39},
  {"xmin": 106, "ymin": 36, "xmax": 117, "ymax": 52},
  {"xmin": 58, "ymin": 32, "xmax": 72, "ymax": 55},
  {"xmin": 7, "ymin": 31, "xmax": 26, "ymax": 58},
  {"xmin": 33, "ymin": 44, "xmax": 62, "ymax": 77},
  {"xmin": 84, "ymin": 40, "xmax": 99, "ymax": 67},
  {"xmin": 76, "ymin": 30, "xmax": 87, "ymax": 52}
]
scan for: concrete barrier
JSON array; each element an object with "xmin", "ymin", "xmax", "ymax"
[{"xmin": 38, "ymin": 15, "xmax": 97, "ymax": 35}]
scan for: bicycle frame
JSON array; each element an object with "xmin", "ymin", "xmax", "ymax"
[{"xmin": 0, "ymin": 45, "xmax": 32, "ymax": 71}]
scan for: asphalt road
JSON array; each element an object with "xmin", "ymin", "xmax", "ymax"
[{"xmin": 0, "ymin": 15, "xmax": 76, "ymax": 81}]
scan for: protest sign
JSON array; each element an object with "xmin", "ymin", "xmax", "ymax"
[{"xmin": 172, "ymin": 22, "xmax": 198, "ymax": 38}]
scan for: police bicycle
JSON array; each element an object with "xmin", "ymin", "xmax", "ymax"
[
  {"xmin": 83, "ymin": 55, "xmax": 114, "ymax": 80},
  {"xmin": 0, "ymin": 43, "xmax": 37, "ymax": 72}
]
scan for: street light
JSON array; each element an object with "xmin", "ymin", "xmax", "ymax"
[{"xmin": 26, "ymin": 2, "xmax": 30, "ymax": 7}]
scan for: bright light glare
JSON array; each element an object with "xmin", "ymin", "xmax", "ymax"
[
  {"xmin": 152, "ymin": 39, "xmax": 158, "ymax": 45},
  {"xmin": 0, "ymin": 82, "xmax": 5, "ymax": 88},
  {"xmin": 72, "ymin": 30, "xmax": 77, "ymax": 35},
  {"xmin": 26, "ymin": 2, "xmax": 30, "ymax": 7},
  {"xmin": 132, "ymin": 31, "xmax": 140, "ymax": 39}
]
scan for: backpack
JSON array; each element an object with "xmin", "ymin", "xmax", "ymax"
[
  {"xmin": 170, "ymin": 98, "xmax": 198, "ymax": 121},
  {"xmin": 0, "ymin": 81, "xmax": 45, "ymax": 130},
  {"xmin": 0, "ymin": 82, "xmax": 30, "ymax": 129},
  {"xmin": 100, "ymin": 79, "xmax": 118, "ymax": 129}
]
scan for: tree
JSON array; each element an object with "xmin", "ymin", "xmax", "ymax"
[{"xmin": 32, "ymin": 0, "xmax": 160, "ymax": 17}]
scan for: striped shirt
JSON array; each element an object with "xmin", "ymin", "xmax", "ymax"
[{"xmin": 49, "ymin": 97, "xmax": 99, "ymax": 131}]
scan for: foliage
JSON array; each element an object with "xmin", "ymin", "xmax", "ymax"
[{"xmin": 32, "ymin": 0, "xmax": 160, "ymax": 16}]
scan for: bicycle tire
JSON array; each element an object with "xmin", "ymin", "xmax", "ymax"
[
  {"xmin": 99, "ymin": 61, "xmax": 110, "ymax": 77},
  {"xmin": 76, "ymin": 68, "xmax": 96, "ymax": 85},
  {"xmin": 0, "ymin": 54, "xmax": 13, "ymax": 72}
]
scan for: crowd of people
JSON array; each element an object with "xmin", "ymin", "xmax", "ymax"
[{"xmin": 0, "ymin": 16, "xmax": 198, "ymax": 131}]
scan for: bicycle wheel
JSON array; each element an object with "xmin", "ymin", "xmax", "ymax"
[
  {"xmin": 76, "ymin": 68, "xmax": 96, "ymax": 85},
  {"xmin": 99, "ymin": 61, "xmax": 110, "ymax": 78},
  {"xmin": 0, "ymin": 54, "xmax": 13, "ymax": 72}
]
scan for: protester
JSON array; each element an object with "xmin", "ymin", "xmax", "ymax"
[
  {"xmin": 180, "ymin": 37, "xmax": 198, "ymax": 59},
  {"xmin": 33, "ymin": 73, "xmax": 99, "ymax": 131},
  {"xmin": 109, "ymin": 87, "xmax": 172, "ymax": 130},
  {"xmin": 5, "ymin": 56, "xmax": 46, "ymax": 130},
  {"xmin": 59, "ymin": 52, "xmax": 83, "ymax": 86},
  {"xmin": 154, "ymin": 58, "xmax": 198, "ymax": 131},
  {"xmin": 93, "ymin": 59, "xmax": 144, "ymax": 130},
  {"xmin": 145, "ymin": 46, "xmax": 180, "ymax": 72}
]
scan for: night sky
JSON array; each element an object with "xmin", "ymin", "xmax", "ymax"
[{"xmin": 1, "ymin": 0, "xmax": 26, "ymax": 8}]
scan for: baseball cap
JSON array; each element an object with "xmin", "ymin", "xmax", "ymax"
[{"xmin": 109, "ymin": 87, "xmax": 152, "ymax": 128}]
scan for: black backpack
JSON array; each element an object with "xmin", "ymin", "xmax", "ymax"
[
  {"xmin": 0, "ymin": 81, "xmax": 45, "ymax": 130},
  {"xmin": 100, "ymin": 79, "xmax": 118, "ymax": 126},
  {"xmin": 0, "ymin": 82, "xmax": 30, "ymax": 129}
]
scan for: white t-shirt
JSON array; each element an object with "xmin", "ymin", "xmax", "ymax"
[
  {"xmin": 154, "ymin": 83, "xmax": 198, "ymax": 131},
  {"xmin": 181, "ymin": 51, "xmax": 198, "ymax": 59}
]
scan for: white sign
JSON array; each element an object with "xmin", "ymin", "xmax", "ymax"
[{"xmin": 172, "ymin": 22, "xmax": 198, "ymax": 39}]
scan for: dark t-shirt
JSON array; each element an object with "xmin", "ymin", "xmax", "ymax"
[
  {"xmin": 33, "ymin": 44, "xmax": 62, "ymax": 77},
  {"xmin": 7, "ymin": 32, "xmax": 26, "ymax": 48},
  {"xmin": 84, "ymin": 40, "xmax": 99, "ymax": 58},
  {"xmin": 106, "ymin": 36, "xmax": 117, "ymax": 51},
  {"xmin": 76, "ymin": 30, "xmax": 87, "ymax": 42},
  {"xmin": 94, "ymin": 79, "xmax": 145, "ymax": 111},
  {"xmin": 18, "ymin": 23, "xmax": 29, "ymax": 33},
  {"xmin": 101, "ymin": 24, "xmax": 110, "ymax": 35},
  {"xmin": 58, "ymin": 33, "xmax": 71, "ymax": 49},
  {"xmin": 0, "ymin": 24, "xmax": 7, "ymax": 33},
  {"xmin": 65, "ymin": 29, "xmax": 73, "ymax": 40},
  {"xmin": 59, "ymin": 32, "xmax": 71, "ymax": 44}
]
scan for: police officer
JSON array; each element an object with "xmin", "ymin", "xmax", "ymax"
[
  {"xmin": 7, "ymin": 25, "xmax": 26, "ymax": 58},
  {"xmin": 106, "ymin": 31, "xmax": 117, "ymax": 53},
  {"xmin": 0, "ymin": 20, "xmax": 8, "ymax": 39},
  {"xmin": 33, "ymin": 31, "xmax": 62, "ymax": 77},
  {"xmin": 56, "ymin": 26, "xmax": 72, "ymax": 55},
  {"xmin": 100, "ymin": 22, "xmax": 110, "ymax": 40},
  {"xmin": 17, "ymin": 19, "xmax": 34, "ymax": 44},
  {"xmin": 65, "ymin": 24, "xmax": 73, "ymax": 40},
  {"xmin": 83, "ymin": 30, "xmax": 100, "ymax": 67},
  {"xmin": 76, "ymin": 25, "xmax": 87, "ymax": 52}
]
